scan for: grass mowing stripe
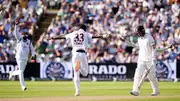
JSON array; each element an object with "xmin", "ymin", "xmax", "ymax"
[{"xmin": 0, "ymin": 81, "xmax": 180, "ymax": 101}]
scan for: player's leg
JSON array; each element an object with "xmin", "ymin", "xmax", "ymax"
[
  {"xmin": 10, "ymin": 59, "xmax": 27, "ymax": 91},
  {"xmin": 72, "ymin": 53, "xmax": 81, "ymax": 96},
  {"xmin": 73, "ymin": 68, "xmax": 80, "ymax": 96},
  {"xmin": 75, "ymin": 55, "xmax": 81, "ymax": 72},
  {"xmin": 17, "ymin": 59, "xmax": 27, "ymax": 91},
  {"xmin": 131, "ymin": 61, "xmax": 146, "ymax": 96},
  {"xmin": 80, "ymin": 53, "xmax": 88, "ymax": 76},
  {"xmin": 9, "ymin": 68, "xmax": 19, "ymax": 80},
  {"xmin": 146, "ymin": 62, "xmax": 160, "ymax": 96},
  {"xmin": 10, "ymin": 59, "xmax": 21, "ymax": 78}
]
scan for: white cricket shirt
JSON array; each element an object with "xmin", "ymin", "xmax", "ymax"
[
  {"xmin": 14, "ymin": 25, "xmax": 35, "ymax": 60},
  {"xmin": 138, "ymin": 33, "xmax": 155, "ymax": 62},
  {"xmin": 65, "ymin": 29, "xmax": 93, "ymax": 52}
]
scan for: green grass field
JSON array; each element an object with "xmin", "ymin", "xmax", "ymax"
[{"xmin": 0, "ymin": 81, "xmax": 180, "ymax": 101}]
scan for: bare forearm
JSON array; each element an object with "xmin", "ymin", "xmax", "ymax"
[
  {"xmin": 116, "ymin": 35, "xmax": 138, "ymax": 48},
  {"xmin": 51, "ymin": 35, "xmax": 66, "ymax": 40},
  {"xmin": 156, "ymin": 44, "xmax": 174, "ymax": 52},
  {"xmin": 92, "ymin": 36, "xmax": 103, "ymax": 38},
  {"xmin": 92, "ymin": 34, "xmax": 110, "ymax": 39},
  {"xmin": 125, "ymin": 40, "xmax": 139, "ymax": 48},
  {"xmin": 92, "ymin": 34, "xmax": 104, "ymax": 39},
  {"xmin": 156, "ymin": 47, "xmax": 170, "ymax": 52}
]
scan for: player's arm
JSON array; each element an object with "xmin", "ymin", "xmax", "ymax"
[
  {"xmin": 92, "ymin": 34, "xmax": 109, "ymax": 39},
  {"xmin": 50, "ymin": 32, "xmax": 73, "ymax": 40},
  {"xmin": 150, "ymin": 35, "xmax": 157, "ymax": 65},
  {"xmin": 13, "ymin": 25, "xmax": 22, "ymax": 41},
  {"xmin": 125, "ymin": 40, "xmax": 139, "ymax": 48},
  {"xmin": 156, "ymin": 44, "xmax": 173, "ymax": 52},
  {"xmin": 119, "ymin": 35, "xmax": 139, "ymax": 48},
  {"xmin": 13, "ymin": 16, "xmax": 22, "ymax": 41},
  {"xmin": 30, "ymin": 42, "xmax": 36, "ymax": 60},
  {"xmin": 50, "ymin": 35, "xmax": 66, "ymax": 40},
  {"xmin": 87, "ymin": 33, "xmax": 93, "ymax": 47},
  {"xmin": 30, "ymin": 43, "xmax": 35, "ymax": 57},
  {"xmin": 151, "ymin": 44, "xmax": 156, "ymax": 60}
]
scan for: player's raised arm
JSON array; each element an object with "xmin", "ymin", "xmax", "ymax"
[
  {"xmin": 14, "ymin": 24, "xmax": 22, "ymax": 41},
  {"xmin": 13, "ymin": 16, "xmax": 22, "ymax": 41}
]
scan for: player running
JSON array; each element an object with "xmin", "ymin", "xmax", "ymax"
[
  {"xmin": 51, "ymin": 24, "xmax": 108, "ymax": 96},
  {"xmin": 9, "ymin": 18, "xmax": 35, "ymax": 91}
]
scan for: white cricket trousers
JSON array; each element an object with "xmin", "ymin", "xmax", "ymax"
[
  {"xmin": 132, "ymin": 61, "xmax": 159, "ymax": 93},
  {"xmin": 12, "ymin": 59, "xmax": 28, "ymax": 90},
  {"xmin": 72, "ymin": 52, "xmax": 88, "ymax": 94}
]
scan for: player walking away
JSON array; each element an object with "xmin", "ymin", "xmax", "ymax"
[
  {"xmin": 120, "ymin": 25, "xmax": 160, "ymax": 96},
  {"xmin": 9, "ymin": 18, "xmax": 36, "ymax": 91},
  {"xmin": 51, "ymin": 24, "xmax": 108, "ymax": 96}
]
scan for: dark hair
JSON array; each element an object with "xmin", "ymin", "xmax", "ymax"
[
  {"xmin": 137, "ymin": 25, "xmax": 145, "ymax": 36},
  {"xmin": 137, "ymin": 25, "xmax": 144, "ymax": 32},
  {"xmin": 79, "ymin": 24, "xmax": 87, "ymax": 31},
  {"xmin": 27, "ymin": 34, "xmax": 32, "ymax": 40}
]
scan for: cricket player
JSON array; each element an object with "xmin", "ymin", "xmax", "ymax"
[
  {"xmin": 9, "ymin": 19, "xmax": 35, "ymax": 91},
  {"xmin": 51, "ymin": 24, "xmax": 107, "ymax": 96},
  {"xmin": 120, "ymin": 25, "xmax": 160, "ymax": 96}
]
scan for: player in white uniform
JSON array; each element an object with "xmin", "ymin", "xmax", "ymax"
[
  {"xmin": 120, "ymin": 25, "xmax": 160, "ymax": 96},
  {"xmin": 51, "ymin": 24, "xmax": 107, "ymax": 96},
  {"xmin": 9, "ymin": 20, "xmax": 35, "ymax": 91}
]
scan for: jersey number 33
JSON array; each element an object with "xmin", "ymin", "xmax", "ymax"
[{"xmin": 74, "ymin": 33, "xmax": 84, "ymax": 45}]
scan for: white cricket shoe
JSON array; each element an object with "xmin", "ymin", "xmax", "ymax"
[
  {"xmin": 22, "ymin": 87, "xmax": 27, "ymax": 91},
  {"xmin": 9, "ymin": 72, "xmax": 13, "ymax": 80},
  {"xmin": 130, "ymin": 91, "xmax": 139, "ymax": 96},
  {"xmin": 151, "ymin": 92, "xmax": 160, "ymax": 96},
  {"xmin": 74, "ymin": 93, "xmax": 80, "ymax": 96}
]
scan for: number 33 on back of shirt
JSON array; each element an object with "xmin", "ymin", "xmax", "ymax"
[{"xmin": 74, "ymin": 33, "xmax": 84, "ymax": 45}]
